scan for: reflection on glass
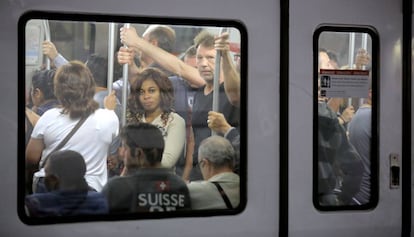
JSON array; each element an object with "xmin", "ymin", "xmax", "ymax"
[
  {"xmin": 22, "ymin": 17, "xmax": 243, "ymax": 222},
  {"xmin": 317, "ymin": 31, "xmax": 373, "ymax": 207}
]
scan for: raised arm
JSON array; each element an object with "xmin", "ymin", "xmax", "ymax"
[
  {"xmin": 117, "ymin": 47, "xmax": 142, "ymax": 84},
  {"xmin": 42, "ymin": 41, "xmax": 68, "ymax": 68},
  {"xmin": 215, "ymin": 32, "xmax": 240, "ymax": 107},
  {"xmin": 120, "ymin": 26, "xmax": 205, "ymax": 88}
]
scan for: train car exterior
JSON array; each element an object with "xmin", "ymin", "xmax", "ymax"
[{"xmin": 0, "ymin": 0, "xmax": 412, "ymax": 236}]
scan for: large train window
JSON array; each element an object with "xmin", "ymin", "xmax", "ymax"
[
  {"xmin": 313, "ymin": 25, "xmax": 378, "ymax": 210},
  {"xmin": 19, "ymin": 11, "xmax": 246, "ymax": 224}
]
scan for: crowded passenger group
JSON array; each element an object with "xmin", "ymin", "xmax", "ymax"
[
  {"xmin": 317, "ymin": 47, "xmax": 372, "ymax": 206},
  {"xmin": 24, "ymin": 24, "xmax": 241, "ymax": 216}
]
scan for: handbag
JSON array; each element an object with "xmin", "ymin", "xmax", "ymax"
[{"xmin": 32, "ymin": 116, "xmax": 88, "ymax": 193}]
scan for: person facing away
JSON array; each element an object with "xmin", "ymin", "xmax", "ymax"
[
  {"xmin": 25, "ymin": 150, "xmax": 108, "ymax": 217},
  {"xmin": 29, "ymin": 69, "xmax": 60, "ymax": 116},
  {"xmin": 101, "ymin": 123, "xmax": 191, "ymax": 213},
  {"xmin": 126, "ymin": 67, "xmax": 185, "ymax": 169},
  {"xmin": 187, "ymin": 135, "xmax": 240, "ymax": 210},
  {"xmin": 85, "ymin": 54, "xmax": 123, "ymax": 177},
  {"xmin": 348, "ymin": 89, "xmax": 372, "ymax": 205},
  {"xmin": 26, "ymin": 61, "xmax": 119, "ymax": 192},
  {"xmin": 318, "ymin": 101, "xmax": 363, "ymax": 206},
  {"xmin": 189, "ymin": 30, "xmax": 240, "ymax": 181},
  {"xmin": 42, "ymin": 41, "xmax": 123, "ymax": 120},
  {"xmin": 42, "ymin": 43, "xmax": 123, "ymax": 177}
]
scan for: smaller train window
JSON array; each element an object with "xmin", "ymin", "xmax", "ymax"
[
  {"xmin": 313, "ymin": 25, "xmax": 378, "ymax": 210},
  {"xmin": 19, "ymin": 11, "xmax": 246, "ymax": 224}
]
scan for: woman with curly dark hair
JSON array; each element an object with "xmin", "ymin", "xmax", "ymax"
[
  {"xmin": 126, "ymin": 67, "xmax": 185, "ymax": 169},
  {"xmin": 26, "ymin": 61, "xmax": 119, "ymax": 193}
]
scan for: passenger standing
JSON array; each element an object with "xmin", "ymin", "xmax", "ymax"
[
  {"xmin": 29, "ymin": 69, "xmax": 60, "ymax": 116},
  {"xmin": 102, "ymin": 123, "xmax": 191, "ymax": 213},
  {"xmin": 189, "ymin": 31, "xmax": 240, "ymax": 181},
  {"xmin": 26, "ymin": 61, "xmax": 119, "ymax": 192},
  {"xmin": 348, "ymin": 89, "xmax": 372, "ymax": 205},
  {"xmin": 178, "ymin": 44, "xmax": 197, "ymax": 179},
  {"xmin": 317, "ymin": 49, "xmax": 363, "ymax": 205},
  {"xmin": 119, "ymin": 26, "xmax": 194, "ymax": 178},
  {"xmin": 41, "ymin": 46, "xmax": 123, "ymax": 177},
  {"xmin": 206, "ymin": 32, "xmax": 241, "ymax": 174},
  {"xmin": 187, "ymin": 136, "xmax": 239, "ymax": 210},
  {"xmin": 317, "ymin": 101, "xmax": 363, "ymax": 205},
  {"xmin": 86, "ymin": 54, "xmax": 123, "ymax": 177},
  {"xmin": 347, "ymin": 49, "xmax": 372, "ymax": 204},
  {"xmin": 118, "ymin": 24, "xmax": 193, "ymax": 121},
  {"xmin": 126, "ymin": 67, "xmax": 185, "ymax": 169},
  {"xmin": 319, "ymin": 49, "xmax": 355, "ymax": 127}
]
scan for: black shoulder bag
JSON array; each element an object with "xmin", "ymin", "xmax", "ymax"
[
  {"xmin": 212, "ymin": 182, "xmax": 233, "ymax": 209},
  {"xmin": 40, "ymin": 116, "xmax": 88, "ymax": 169}
]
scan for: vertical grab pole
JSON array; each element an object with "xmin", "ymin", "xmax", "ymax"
[
  {"xmin": 107, "ymin": 23, "xmax": 116, "ymax": 92},
  {"xmin": 121, "ymin": 23, "xmax": 131, "ymax": 126},
  {"xmin": 360, "ymin": 33, "xmax": 368, "ymax": 71},
  {"xmin": 211, "ymin": 27, "xmax": 228, "ymax": 136},
  {"xmin": 348, "ymin": 32, "xmax": 355, "ymax": 68},
  {"xmin": 347, "ymin": 32, "xmax": 355, "ymax": 106},
  {"xmin": 360, "ymin": 33, "xmax": 368, "ymax": 106},
  {"xmin": 42, "ymin": 20, "xmax": 51, "ymax": 70},
  {"xmin": 361, "ymin": 33, "xmax": 368, "ymax": 52}
]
